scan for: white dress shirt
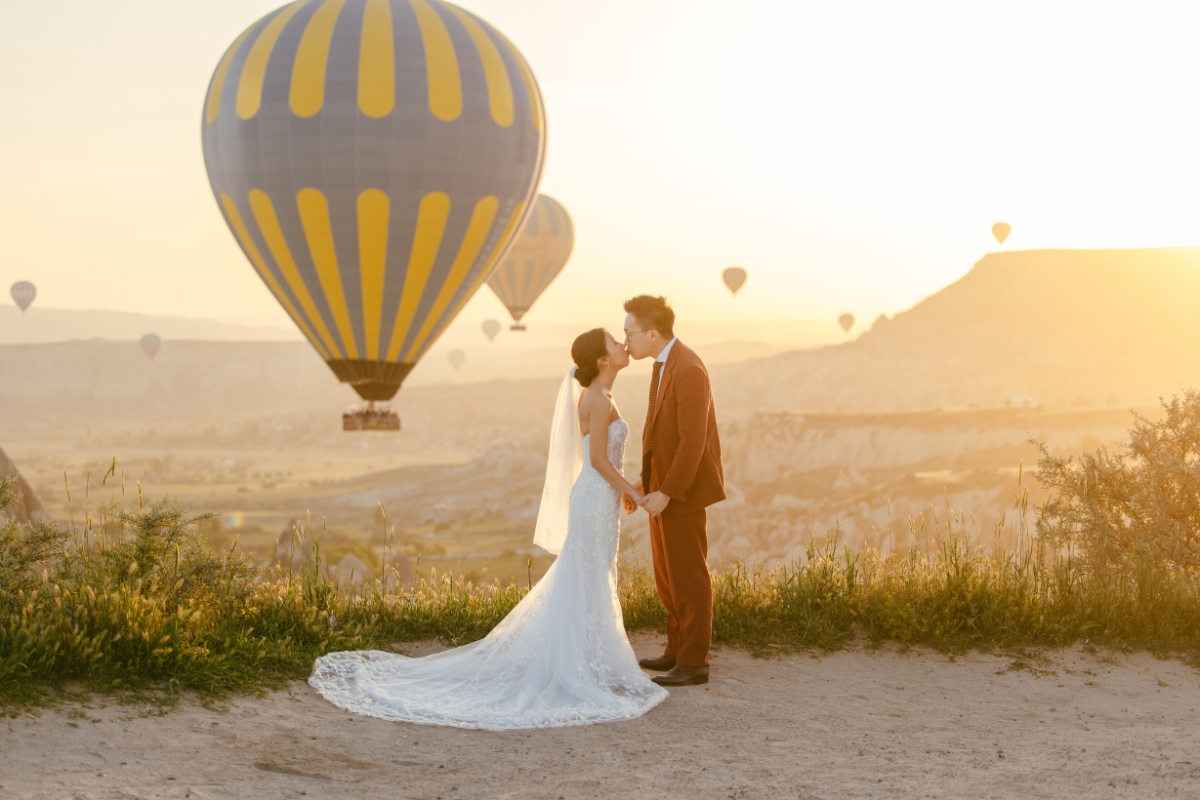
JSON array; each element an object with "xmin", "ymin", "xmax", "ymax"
[{"xmin": 654, "ymin": 337, "xmax": 677, "ymax": 397}]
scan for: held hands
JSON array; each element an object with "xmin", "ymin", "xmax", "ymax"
[
  {"xmin": 640, "ymin": 491, "xmax": 670, "ymax": 516},
  {"xmin": 622, "ymin": 479, "xmax": 644, "ymax": 515}
]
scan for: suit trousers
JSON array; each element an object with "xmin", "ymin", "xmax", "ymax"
[{"xmin": 648, "ymin": 506, "xmax": 712, "ymax": 668}]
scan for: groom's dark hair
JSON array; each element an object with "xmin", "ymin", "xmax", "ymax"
[{"xmin": 624, "ymin": 295, "xmax": 675, "ymax": 339}]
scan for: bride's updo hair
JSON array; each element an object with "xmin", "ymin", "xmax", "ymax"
[{"xmin": 571, "ymin": 328, "xmax": 607, "ymax": 387}]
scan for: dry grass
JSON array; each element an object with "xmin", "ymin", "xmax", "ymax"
[{"xmin": 6, "ymin": 393, "xmax": 1200, "ymax": 708}]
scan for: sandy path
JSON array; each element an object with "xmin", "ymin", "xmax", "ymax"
[{"xmin": 3, "ymin": 635, "xmax": 1198, "ymax": 800}]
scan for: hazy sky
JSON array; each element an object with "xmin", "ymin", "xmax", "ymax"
[{"xmin": 2, "ymin": 0, "xmax": 1198, "ymax": 335}]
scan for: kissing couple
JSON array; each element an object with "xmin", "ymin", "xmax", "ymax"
[{"xmin": 310, "ymin": 295, "xmax": 726, "ymax": 730}]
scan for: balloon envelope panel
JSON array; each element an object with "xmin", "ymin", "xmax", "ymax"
[
  {"xmin": 202, "ymin": 0, "xmax": 545, "ymax": 400},
  {"xmin": 486, "ymin": 194, "xmax": 573, "ymax": 324}
]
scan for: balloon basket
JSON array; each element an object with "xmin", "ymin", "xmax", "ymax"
[
  {"xmin": 343, "ymin": 404, "xmax": 400, "ymax": 432},
  {"xmin": 510, "ymin": 324, "xmax": 527, "ymax": 331}
]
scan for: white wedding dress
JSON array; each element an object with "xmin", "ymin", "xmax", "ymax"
[{"xmin": 308, "ymin": 417, "xmax": 668, "ymax": 730}]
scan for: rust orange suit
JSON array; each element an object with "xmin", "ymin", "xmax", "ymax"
[{"xmin": 641, "ymin": 340, "xmax": 725, "ymax": 668}]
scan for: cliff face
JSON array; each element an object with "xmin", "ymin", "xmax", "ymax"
[
  {"xmin": 688, "ymin": 406, "xmax": 1136, "ymax": 565},
  {"xmin": 0, "ymin": 445, "xmax": 47, "ymax": 523},
  {"xmin": 714, "ymin": 247, "xmax": 1200, "ymax": 414}
]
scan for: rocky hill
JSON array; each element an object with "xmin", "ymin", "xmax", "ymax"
[{"xmin": 715, "ymin": 247, "xmax": 1200, "ymax": 413}]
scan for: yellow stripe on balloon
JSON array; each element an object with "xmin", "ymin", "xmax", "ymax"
[
  {"xmin": 218, "ymin": 193, "xmax": 330, "ymax": 360},
  {"xmin": 289, "ymin": 0, "xmax": 348, "ymax": 118},
  {"xmin": 442, "ymin": 3, "xmax": 513, "ymax": 128},
  {"xmin": 488, "ymin": 25, "xmax": 542, "ymax": 133},
  {"xmin": 205, "ymin": 26, "xmax": 254, "ymax": 125},
  {"xmin": 425, "ymin": 199, "xmax": 527, "ymax": 353},
  {"xmin": 295, "ymin": 188, "xmax": 360, "ymax": 359},
  {"xmin": 386, "ymin": 191, "xmax": 451, "ymax": 361},
  {"xmin": 404, "ymin": 195, "xmax": 499, "ymax": 360},
  {"xmin": 237, "ymin": 0, "xmax": 311, "ymax": 120},
  {"xmin": 358, "ymin": 0, "xmax": 395, "ymax": 118},
  {"xmin": 357, "ymin": 189, "xmax": 389, "ymax": 360},
  {"xmin": 408, "ymin": 0, "xmax": 461, "ymax": 122},
  {"xmin": 249, "ymin": 189, "xmax": 345, "ymax": 359}
]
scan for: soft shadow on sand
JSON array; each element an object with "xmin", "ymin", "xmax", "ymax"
[{"xmin": 3, "ymin": 634, "xmax": 1199, "ymax": 800}]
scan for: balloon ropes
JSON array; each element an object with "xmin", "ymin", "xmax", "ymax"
[
  {"xmin": 722, "ymin": 267, "xmax": 746, "ymax": 297},
  {"xmin": 838, "ymin": 313, "xmax": 854, "ymax": 334},
  {"xmin": 486, "ymin": 194, "xmax": 572, "ymax": 330},
  {"xmin": 11, "ymin": 282, "xmax": 35, "ymax": 312},
  {"xmin": 992, "ymin": 222, "xmax": 1011, "ymax": 246},
  {"xmin": 202, "ymin": 0, "xmax": 546, "ymax": 407},
  {"xmin": 140, "ymin": 333, "xmax": 162, "ymax": 360}
]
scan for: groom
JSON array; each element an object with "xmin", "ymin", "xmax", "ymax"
[{"xmin": 623, "ymin": 295, "xmax": 725, "ymax": 687}]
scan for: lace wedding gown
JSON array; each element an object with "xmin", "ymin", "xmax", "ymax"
[{"xmin": 309, "ymin": 418, "xmax": 668, "ymax": 730}]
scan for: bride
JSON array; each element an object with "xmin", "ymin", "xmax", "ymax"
[{"xmin": 309, "ymin": 328, "xmax": 669, "ymax": 730}]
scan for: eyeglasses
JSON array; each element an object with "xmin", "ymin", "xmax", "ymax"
[{"xmin": 624, "ymin": 328, "xmax": 650, "ymax": 339}]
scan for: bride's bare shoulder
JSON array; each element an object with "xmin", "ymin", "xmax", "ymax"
[{"xmin": 578, "ymin": 385, "xmax": 610, "ymax": 412}]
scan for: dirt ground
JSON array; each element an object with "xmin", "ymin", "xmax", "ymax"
[{"xmin": 3, "ymin": 635, "xmax": 1199, "ymax": 800}]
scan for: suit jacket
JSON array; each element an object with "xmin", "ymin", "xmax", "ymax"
[{"xmin": 641, "ymin": 340, "xmax": 726, "ymax": 515}]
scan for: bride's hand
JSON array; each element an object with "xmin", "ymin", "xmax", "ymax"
[{"xmin": 622, "ymin": 492, "xmax": 640, "ymax": 514}]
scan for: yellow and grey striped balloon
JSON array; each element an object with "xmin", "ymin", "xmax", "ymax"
[
  {"xmin": 202, "ymin": 0, "xmax": 545, "ymax": 400},
  {"xmin": 486, "ymin": 194, "xmax": 572, "ymax": 328}
]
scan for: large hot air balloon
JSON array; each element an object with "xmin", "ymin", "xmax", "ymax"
[
  {"xmin": 722, "ymin": 267, "xmax": 746, "ymax": 297},
  {"xmin": 486, "ymin": 194, "xmax": 572, "ymax": 330},
  {"xmin": 448, "ymin": 349, "xmax": 465, "ymax": 370},
  {"xmin": 481, "ymin": 318, "xmax": 500, "ymax": 341},
  {"xmin": 838, "ymin": 313, "xmax": 854, "ymax": 333},
  {"xmin": 140, "ymin": 333, "xmax": 162, "ymax": 361},
  {"xmin": 10, "ymin": 282, "xmax": 35, "ymax": 313},
  {"xmin": 202, "ymin": 0, "xmax": 545, "ymax": 408},
  {"xmin": 992, "ymin": 222, "xmax": 1011, "ymax": 246}
]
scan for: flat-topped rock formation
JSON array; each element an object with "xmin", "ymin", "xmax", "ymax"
[{"xmin": 715, "ymin": 247, "xmax": 1200, "ymax": 413}]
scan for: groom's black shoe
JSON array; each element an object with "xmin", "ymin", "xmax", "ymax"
[
  {"xmin": 651, "ymin": 665, "xmax": 709, "ymax": 687},
  {"xmin": 639, "ymin": 655, "xmax": 676, "ymax": 671}
]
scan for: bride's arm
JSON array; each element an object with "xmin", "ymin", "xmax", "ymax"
[{"xmin": 584, "ymin": 394, "xmax": 643, "ymax": 501}]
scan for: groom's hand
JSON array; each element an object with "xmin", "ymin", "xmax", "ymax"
[{"xmin": 641, "ymin": 491, "xmax": 670, "ymax": 516}]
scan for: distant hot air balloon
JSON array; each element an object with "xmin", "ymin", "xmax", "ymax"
[
  {"xmin": 10, "ymin": 281, "xmax": 35, "ymax": 313},
  {"xmin": 838, "ymin": 313, "xmax": 854, "ymax": 333},
  {"xmin": 448, "ymin": 349, "xmax": 465, "ymax": 370},
  {"xmin": 992, "ymin": 222, "xmax": 1011, "ymax": 246},
  {"xmin": 140, "ymin": 333, "xmax": 162, "ymax": 361},
  {"xmin": 487, "ymin": 195, "xmax": 572, "ymax": 330},
  {"xmin": 722, "ymin": 267, "xmax": 747, "ymax": 297},
  {"xmin": 202, "ymin": 1, "xmax": 545, "ymax": 408},
  {"xmin": 481, "ymin": 319, "xmax": 501, "ymax": 342}
]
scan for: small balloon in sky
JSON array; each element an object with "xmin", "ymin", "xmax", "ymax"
[
  {"xmin": 10, "ymin": 281, "xmax": 36, "ymax": 313},
  {"xmin": 838, "ymin": 313, "xmax": 855, "ymax": 333},
  {"xmin": 482, "ymin": 319, "xmax": 501, "ymax": 342},
  {"xmin": 448, "ymin": 349, "xmax": 466, "ymax": 371},
  {"xmin": 722, "ymin": 267, "xmax": 747, "ymax": 297},
  {"xmin": 992, "ymin": 222, "xmax": 1011, "ymax": 246},
  {"xmin": 140, "ymin": 333, "xmax": 161, "ymax": 361}
]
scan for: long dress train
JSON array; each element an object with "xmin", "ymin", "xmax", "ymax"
[{"xmin": 308, "ymin": 418, "xmax": 667, "ymax": 730}]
